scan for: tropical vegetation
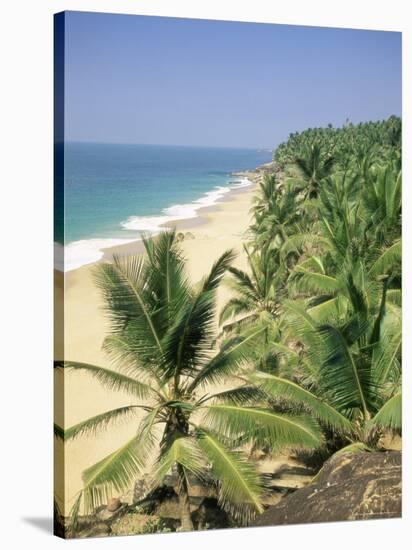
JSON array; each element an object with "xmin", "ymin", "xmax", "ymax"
[
  {"xmin": 223, "ymin": 116, "xmax": 401, "ymax": 455},
  {"xmin": 56, "ymin": 115, "xmax": 401, "ymax": 535},
  {"xmin": 55, "ymin": 232, "xmax": 323, "ymax": 533}
]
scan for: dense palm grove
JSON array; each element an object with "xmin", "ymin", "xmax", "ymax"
[
  {"xmin": 227, "ymin": 115, "xmax": 401, "ymax": 450},
  {"xmin": 55, "ymin": 116, "xmax": 401, "ymax": 535}
]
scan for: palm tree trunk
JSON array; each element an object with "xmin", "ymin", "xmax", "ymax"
[{"xmin": 176, "ymin": 463, "xmax": 194, "ymax": 531}]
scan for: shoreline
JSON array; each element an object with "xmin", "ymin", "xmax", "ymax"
[
  {"xmin": 99, "ymin": 169, "xmax": 261, "ymax": 263},
  {"xmin": 58, "ymin": 169, "xmax": 264, "ymax": 273}
]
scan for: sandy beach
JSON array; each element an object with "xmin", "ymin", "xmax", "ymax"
[{"xmin": 55, "ymin": 171, "xmax": 262, "ymax": 514}]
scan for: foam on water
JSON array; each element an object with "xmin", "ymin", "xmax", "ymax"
[
  {"xmin": 121, "ymin": 178, "xmax": 250, "ymax": 232},
  {"xmin": 60, "ymin": 177, "xmax": 251, "ymax": 272},
  {"xmin": 61, "ymin": 238, "xmax": 136, "ymax": 272}
]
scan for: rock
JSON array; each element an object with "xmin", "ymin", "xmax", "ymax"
[
  {"xmin": 162, "ymin": 472, "xmax": 216, "ymax": 499},
  {"xmin": 120, "ymin": 488, "xmax": 135, "ymax": 505},
  {"xmin": 95, "ymin": 502, "xmax": 127, "ymax": 522},
  {"xmin": 184, "ymin": 232, "xmax": 195, "ymax": 240},
  {"xmin": 135, "ymin": 485, "xmax": 177, "ymax": 515},
  {"xmin": 156, "ymin": 495, "xmax": 182, "ymax": 519},
  {"xmin": 110, "ymin": 513, "xmax": 168, "ymax": 536},
  {"xmin": 175, "ymin": 232, "xmax": 185, "ymax": 242},
  {"xmin": 133, "ymin": 478, "xmax": 150, "ymax": 503},
  {"xmin": 378, "ymin": 433, "xmax": 402, "ymax": 451},
  {"xmin": 189, "ymin": 481, "xmax": 216, "ymax": 499},
  {"xmin": 256, "ymin": 455, "xmax": 316, "ymax": 492},
  {"xmin": 192, "ymin": 497, "xmax": 232, "ymax": 530},
  {"xmin": 107, "ymin": 497, "xmax": 121, "ymax": 512},
  {"xmin": 252, "ymin": 451, "xmax": 401, "ymax": 527}
]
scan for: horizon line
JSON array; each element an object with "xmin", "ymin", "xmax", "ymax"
[{"xmin": 63, "ymin": 140, "xmax": 274, "ymax": 151}]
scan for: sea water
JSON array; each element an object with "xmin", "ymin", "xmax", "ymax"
[{"xmin": 56, "ymin": 142, "xmax": 272, "ymax": 270}]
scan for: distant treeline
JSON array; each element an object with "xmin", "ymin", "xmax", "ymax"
[{"xmin": 273, "ymin": 116, "xmax": 401, "ymax": 169}]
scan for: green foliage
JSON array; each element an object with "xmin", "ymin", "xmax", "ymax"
[
  {"xmin": 369, "ymin": 393, "xmax": 402, "ymax": 431},
  {"xmin": 197, "ymin": 430, "xmax": 264, "ymax": 522},
  {"xmin": 137, "ymin": 518, "xmax": 172, "ymax": 534},
  {"xmin": 56, "ymin": 230, "xmax": 321, "ymax": 532},
  {"xmin": 274, "ymin": 116, "xmax": 401, "ymax": 169},
  {"xmin": 221, "ymin": 115, "xmax": 401, "ymax": 457}
]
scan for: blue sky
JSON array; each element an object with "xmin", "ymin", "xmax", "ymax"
[{"xmin": 63, "ymin": 11, "xmax": 401, "ymax": 149}]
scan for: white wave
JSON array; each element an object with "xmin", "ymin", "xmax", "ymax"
[
  {"xmin": 63, "ymin": 238, "xmax": 136, "ymax": 272},
  {"xmin": 231, "ymin": 177, "xmax": 252, "ymax": 189},
  {"xmin": 60, "ymin": 176, "xmax": 252, "ymax": 272},
  {"xmin": 121, "ymin": 177, "xmax": 251, "ymax": 233}
]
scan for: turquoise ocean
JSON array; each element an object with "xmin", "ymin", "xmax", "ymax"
[{"xmin": 56, "ymin": 143, "xmax": 272, "ymax": 270}]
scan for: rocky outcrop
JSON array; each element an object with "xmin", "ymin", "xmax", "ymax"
[
  {"xmin": 133, "ymin": 475, "xmax": 228, "ymax": 529},
  {"xmin": 253, "ymin": 451, "xmax": 401, "ymax": 527},
  {"xmin": 68, "ymin": 474, "xmax": 226, "ymax": 537}
]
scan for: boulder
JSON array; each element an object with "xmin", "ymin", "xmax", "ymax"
[
  {"xmin": 252, "ymin": 451, "xmax": 401, "ymax": 527},
  {"xmin": 95, "ymin": 503, "xmax": 127, "ymax": 522},
  {"xmin": 107, "ymin": 497, "xmax": 121, "ymax": 512}
]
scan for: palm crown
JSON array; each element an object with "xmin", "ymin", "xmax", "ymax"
[{"xmin": 56, "ymin": 231, "xmax": 323, "ymax": 532}]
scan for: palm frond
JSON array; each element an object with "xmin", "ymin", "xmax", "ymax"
[
  {"xmin": 160, "ymin": 289, "xmax": 216, "ymax": 379},
  {"xmin": 143, "ymin": 230, "xmax": 190, "ymax": 315},
  {"xmin": 317, "ymin": 324, "xmax": 370, "ymax": 416},
  {"xmin": 227, "ymin": 266, "xmax": 259, "ymax": 300},
  {"xmin": 282, "ymin": 301, "xmax": 321, "ymax": 361},
  {"xmin": 94, "ymin": 255, "xmax": 164, "ymax": 357},
  {"xmin": 203, "ymin": 404, "xmax": 324, "ymax": 451},
  {"xmin": 197, "ymin": 430, "xmax": 264, "ymax": 523},
  {"xmin": 369, "ymin": 240, "xmax": 401, "ymax": 277},
  {"xmin": 201, "ymin": 249, "xmax": 236, "ymax": 292},
  {"xmin": 54, "ymin": 361, "xmax": 154, "ymax": 399},
  {"xmin": 280, "ymin": 233, "xmax": 330, "ymax": 259},
  {"xmin": 69, "ymin": 492, "xmax": 82, "ymax": 535},
  {"xmin": 369, "ymin": 392, "xmax": 401, "ymax": 431},
  {"xmin": 371, "ymin": 316, "xmax": 401, "ymax": 387},
  {"xmin": 190, "ymin": 326, "xmax": 267, "ymax": 390},
  {"xmin": 248, "ymin": 372, "xmax": 352, "ymax": 434},
  {"xmin": 219, "ymin": 312, "xmax": 260, "ymax": 336},
  {"xmin": 64, "ymin": 406, "xmax": 141, "ymax": 441},
  {"xmin": 154, "ymin": 434, "xmax": 207, "ymax": 483},
  {"xmin": 201, "ymin": 385, "xmax": 266, "ymax": 406},
  {"xmin": 294, "ymin": 271, "xmax": 340, "ymax": 295},
  {"xmin": 308, "ymin": 296, "xmax": 346, "ymax": 323},
  {"xmin": 101, "ymin": 335, "xmax": 163, "ymax": 385},
  {"xmin": 219, "ymin": 297, "xmax": 254, "ymax": 326},
  {"xmin": 81, "ymin": 434, "xmax": 146, "ymax": 513},
  {"xmin": 80, "ymin": 406, "xmax": 161, "ymax": 513}
]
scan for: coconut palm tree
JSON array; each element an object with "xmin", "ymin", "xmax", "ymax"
[
  {"xmin": 250, "ymin": 174, "xmax": 278, "ymax": 220},
  {"xmin": 289, "ymin": 142, "xmax": 335, "ymax": 200},
  {"xmin": 250, "ymin": 179, "xmax": 302, "ymax": 249},
  {"xmin": 248, "ymin": 295, "xmax": 401, "ymax": 454},
  {"xmin": 55, "ymin": 231, "xmax": 323, "ymax": 534},
  {"xmin": 218, "ymin": 242, "xmax": 292, "ymax": 373}
]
